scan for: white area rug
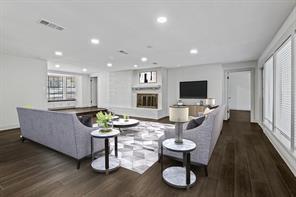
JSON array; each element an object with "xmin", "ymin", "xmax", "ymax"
[{"xmin": 110, "ymin": 121, "xmax": 174, "ymax": 174}]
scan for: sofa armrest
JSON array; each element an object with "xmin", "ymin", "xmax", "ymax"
[{"xmin": 73, "ymin": 117, "xmax": 105, "ymax": 159}]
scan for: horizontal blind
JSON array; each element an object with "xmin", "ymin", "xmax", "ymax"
[
  {"xmin": 263, "ymin": 57, "xmax": 273, "ymax": 131},
  {"xmin": 275, "ymin": 38, "xmax": 292, "ymax": 141},
  {"xmin": 294, "ymin": 35, "xmax": 296, "ymax": 150}
]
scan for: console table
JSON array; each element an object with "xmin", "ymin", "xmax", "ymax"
[
  {"xmin": 187, "ymin": 105, "xmax": 207, "ymax": 116},
  {"xmin": 160, "ymin": 138, "xmax": 197, "ymax": 189}
]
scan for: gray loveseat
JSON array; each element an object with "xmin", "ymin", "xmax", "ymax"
[
  {"xmin": 17, "ymin": 107, "xmax": 105, "ymax": 169},
  {"xmin": 159, "ymin": 105, "xmax": 226, "ymax": 176}
]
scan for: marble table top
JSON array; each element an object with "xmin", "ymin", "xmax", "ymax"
[
  {"xmin": 91, "ymin": 128, "xmax": 120, "ymax": 138},
  {"xmin": 162, "ymin": 138, "xmax": 196, "ymax": 152},
  {"xmin": 111, "ymin": 119, "xmax": 140, "ymax": 127}
]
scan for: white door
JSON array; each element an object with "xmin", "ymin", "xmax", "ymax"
[
  {"xmin": 226, "ymin": 72, "xmax": 231, "ymax": 119},
  {"xmin": 229, "ymin": 71, "xmax": 251, "ymax": 111},
  {"xmin": 90, "ymin": 77, "xmax": 97, "ymax": 107}
]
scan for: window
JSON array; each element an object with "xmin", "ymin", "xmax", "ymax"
[
  {"xmin": 48, "ymin": 75, "xmax": 76, "ymax": 101},
  {"xmin": 263, "ymin": 57, "xmax": 273, "ymax": 131},
  {"xmin": 66, "ymin": 76, "xmax": 76, "ymax": 100},
  {"xmin": 48, "ymin": 76, "xmax": 63, "ymax": 101},
  {"xmin": 274, "ymin": 38, "xmax": 292, "ymax": 146},
  {"xmin": 294, "ymin": 35, "xmax": 296, "ymax": 151}
]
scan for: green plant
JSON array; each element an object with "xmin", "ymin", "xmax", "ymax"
[
  {"xmin": 123, "ymin": 114, "xmax": 129, "ymax": 120},
  {"xmin": 96, "ymin": 112, "xmax": 113, "ymax": 131}
]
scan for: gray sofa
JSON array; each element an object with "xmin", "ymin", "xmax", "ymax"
[
  {"xmin": 159, "ymin": 105, "xmax": 226, "ymax": 176},
  {"xmin": 17, "ymin": 107, "xmax": 105, "ymax": 169}
]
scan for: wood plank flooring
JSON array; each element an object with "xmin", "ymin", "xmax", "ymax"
[{"xmin": 0, "ymin": 110, "xmax": 296, "ymax": 196}]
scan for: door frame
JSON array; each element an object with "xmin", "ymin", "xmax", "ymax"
[{"xmin": 223, "ymin": 68, "xmax": 255, "ymax": 122}]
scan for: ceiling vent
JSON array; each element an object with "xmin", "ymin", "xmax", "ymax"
[
  {"xmin": 39, "ymin": 19, "xmax": 64, "ymax": 31},
  {"xmin": 118, "ymin": 50, "xmax": 128, "ymax": 55}
]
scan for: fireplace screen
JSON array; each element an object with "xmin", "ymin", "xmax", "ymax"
[{"xmin": 137, "ymin": 94, "xmax": 158, "ymax": 109}]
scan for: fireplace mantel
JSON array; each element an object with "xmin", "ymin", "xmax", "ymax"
[{"xmin": 132, "ymin": 85, "xmax": 161, "ymax": 91}]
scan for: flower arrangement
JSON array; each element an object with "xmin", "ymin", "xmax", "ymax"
[{"xmin": 96, "ymin": 111, "xmax": 113, "ymax": 132}]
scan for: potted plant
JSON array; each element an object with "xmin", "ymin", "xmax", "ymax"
[
  {"xmin": 123, "ymin": 114, "xmax": 129, "ymax": 122},
  {"xmin": 96, "ymin": 111, "xmax": 113, "ymax": 132}
]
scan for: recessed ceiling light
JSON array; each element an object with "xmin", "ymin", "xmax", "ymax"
[
  {"xmin": 82, "ymin": 68, "xmax": 87, "ymax": 72},
  {"xmin": 55, "ymin": 64, "xmax": 60, "ymax": 68},
  {"xmin": 134, "ymin": 64, "xmax": 138, "ymax": 68},
  {"xmin": 54, "ymin": 51, "xmax": 63, "ymax": 56},
  {"xmin": 91, "ymin": 38, "xmax": 99, "ymax": 45},
  {"xmin": 190, "ymin": 48, "xmax": 198, "ymax": 55},
  {"xmin": 157, "ymin": 16, "xmax": 167, "ymax": 24},
  {"xmin": 141, "ymin": 57, "xmax": 148, "ymax": 62},
  {"xmin": 107, "ymin": 63, "xmax": 112, "ymax": 67}
]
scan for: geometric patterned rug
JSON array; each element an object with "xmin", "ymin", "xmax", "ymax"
[{"xmin": 109, "ymin": 121, "xmax": 174, "ymax": 174}]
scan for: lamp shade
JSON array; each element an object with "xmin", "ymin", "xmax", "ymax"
[
  {"xmin": 205, "ymin": 98, "xmax": 216, "ymax": 106},
  {"xmin": 169, "ymin": 106, "xmax": 189, "ymax": 122}
]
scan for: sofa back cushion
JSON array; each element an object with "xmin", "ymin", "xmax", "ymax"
[
  {"xmin": 17, "ymin": 107, "xmax": 78, "ymax": 158},
  {"xmin": 186, "ymin": 116, "xmax": 205, "ymax": 130}
]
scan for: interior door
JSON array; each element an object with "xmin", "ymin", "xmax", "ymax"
[
  {"xmin": 90, "ymin": 77, "xmax": 97, "ymax": 107},
  {"xmin": 226, "ymin": 72, "xmax": 231, "ymax": 120}
]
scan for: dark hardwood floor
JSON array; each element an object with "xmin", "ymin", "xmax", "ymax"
[{"xmin": 1, "ymin": 110, "xmax": 296, "ymax": 196}]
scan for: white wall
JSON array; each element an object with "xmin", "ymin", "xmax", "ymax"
[
  {"xmin": 109, "ymin": 70, "xmax": 133, "ymax": 108},
  {"xmin": 96, "ymin": 68, "xmax": 168, "ymax": 119},
  {"xmin": 96, "ymin": 72, "xmax": 110, "ymax": 108},
  {"xmin": 167, "ymin": 64, "xmax": 224, "ymax": 107},
  {"xmin": 229, "ymin": 71, "xmax": 251, "ymax": 111},
  {"xmin": 0, "ymin": 54, "xmax": 47, "ymax": 130},
  {"xmin": 76, "ymin": 74, "xmax": 91, "ymax": 108}
]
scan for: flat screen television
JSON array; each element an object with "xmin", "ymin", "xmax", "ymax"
[{"xmin": 180, "ymin": 80, "xmax": 207, "ymax": 99}]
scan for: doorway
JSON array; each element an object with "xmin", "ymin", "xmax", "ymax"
[
  {"xmin": 224, "ymin": 68, "xmax": 255, "ymax": 122},
  {"xmin": 90, "ymin": 77, "xmax": 97, "ymax": 107}
]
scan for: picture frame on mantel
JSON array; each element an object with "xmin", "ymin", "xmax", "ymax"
[{"xmin": 139, "ymin": 71, "xmax": 157, "ymax": 84}]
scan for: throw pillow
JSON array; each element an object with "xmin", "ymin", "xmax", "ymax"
[
  {"xmin": 209, "ymin": 105, "xmax": 219, "ymax": 110},
  {"xmin": 78, "ymin": 115, "xmax": 92, "ymax": 127},
  {"xmin": 204, "ymin": 107, "xmax": 214, "ymax": 115},
  {"xmin": 186, "ymin": 116, "xmax": 205, "ymax": 130}
]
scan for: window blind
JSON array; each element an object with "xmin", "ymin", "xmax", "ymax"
[
  {"xmin": 263, "ymin": 57, "xmax": 273, "ymax": 131},
  {"xmin": 275, "ymin": 38, "xmax": 292, "ymax": 141}
]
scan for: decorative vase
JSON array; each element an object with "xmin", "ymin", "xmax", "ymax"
[{"xmin": 100, "ymin": 128, "xmax": 112, "ymax": 133}]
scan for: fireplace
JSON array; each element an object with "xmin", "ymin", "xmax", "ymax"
[{"xmin": 137, "ymin": 94, "xmax": 158, "ymax": 109}]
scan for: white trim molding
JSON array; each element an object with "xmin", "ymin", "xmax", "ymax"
[
  {"xmin": 259, "ymin": 123, "xmax": 296, "ymax": 176},
  {"xmin": 0, "ymin": 124, "xmax": 19, "ymax": 132}
]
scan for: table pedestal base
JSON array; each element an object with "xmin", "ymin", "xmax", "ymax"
[
  {"xmin": 162, "ymin": 167, "xmax": 196, "ymax": 189},
  {"xmin": 91, "ymin": 156, "xmax": 120, "ymax": 174}
]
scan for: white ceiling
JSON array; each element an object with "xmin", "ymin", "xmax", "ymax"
[{"xmin": 0, "ymin": 0, "xmax": 295, "ymax": 73}]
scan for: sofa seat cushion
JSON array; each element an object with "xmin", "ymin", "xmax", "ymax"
[{"xmin": 186, "ymin": 116, "xmax": 205, "ymax": 130}]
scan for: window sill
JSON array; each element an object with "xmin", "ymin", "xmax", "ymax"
[{"xmin": 48, "ymin": 99, "xmax": 76, "ymax": 103}]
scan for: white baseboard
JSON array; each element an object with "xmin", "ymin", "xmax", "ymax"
[
  {"xmin": 259, "ymin": 123, "xmax": 296, "ymax": 177},
  {"xmin": 0, "ymin": 124, "xmax": 19, "ymax": 131}
]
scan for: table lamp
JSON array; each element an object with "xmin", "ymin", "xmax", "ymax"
[
  {"xmin": 205, "ymin": 98, "xmax": 216, "ymax": 107},
  {"xmin": 169, "ymin": 106, "xmax": 189, "ymax": 144}
]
